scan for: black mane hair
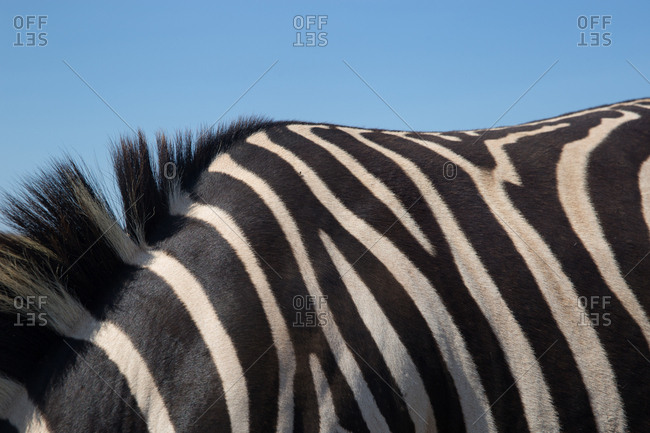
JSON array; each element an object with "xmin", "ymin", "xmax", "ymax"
[
  {"xmin": 0, "ymin": 117, "xmax": 274, "ymax": 395},
  {"xmin": 113, "ymin": 117, "xmax": 275, "ymax": 244}
]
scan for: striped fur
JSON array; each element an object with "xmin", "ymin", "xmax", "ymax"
[{"xmin": 1, "ymin": 99, "xmax": 649, "ymax": 432}]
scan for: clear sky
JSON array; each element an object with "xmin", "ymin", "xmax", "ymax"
[{"xmin": 1, "ymin": 0, "xmax": 649, "ymax": 230}]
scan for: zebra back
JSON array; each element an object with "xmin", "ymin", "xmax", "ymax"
[{"xmin": 1, "ymin": 99, "xmax": 649, "ymax": 432}]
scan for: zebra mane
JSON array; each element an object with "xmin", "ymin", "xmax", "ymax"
[
  {"xmin": 0, "ymin": 117, "xmax": 272, "ymax": 376},
  {"xmin": 113, "ymin": 116, "xmax": 274, "ymax": 245}
]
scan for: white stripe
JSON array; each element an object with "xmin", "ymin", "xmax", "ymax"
[
  {"xmin": 308, "ymin": 354, "xmax": 352, "ymax": 433},
  {"xmin": 387, "ymin": 124, "xmax": 627, "ymax": 432},
  {"xmin": 319, "ymin": 231, "xmax": 437, "ymax": 433},
  {"xmin": 557, "ymin": 110, "xmax": 650, "ymax": 348},
  {"xmin": 483, "ymin": 125, "xmax": 575, "ymax": 185},
  {"xmin": 225, "ymin": 133, "xmax": 495, "ymax": 433},
  {"xmin": 71, "ymin": 319, "xmax": 176, "ymax": 433},
  {"xmin": 0, "ymin": 379, "xmax": 50, "ymax": 433},
  {"xmin": 487, "ymin": 101, "xmax": 639, "ymax": 131},
  {"xmin": 209, "ymin": 154, "xmax": 392, "ymax": 433},
  {"xmin": 640, "ymin": 156, "xmax": 650, "ymax": 236},
  {"xmin": 134, "ymin": 251, "xmax": 249, "ymax": 433},
  {"xmin": 429, "ymin": 133, "xmax": 462, "ymax": 142},
  {"xmin": 463, "ymin": 130, "xmax": 480, "ymax": 137},
  {"xmin": 3, "ymin": 305, "xmax": 176, "ymax": 433},
  {"xmin": 341, "ymin": 126, "xmax": 560, "ymax": 432},
  {"xmin": 287, "ymin": 124, "xmax": 435, "ymax": 255},
  {"xmin": 177, "ymin": 200, "xmax": 296, "ymax": 433}
]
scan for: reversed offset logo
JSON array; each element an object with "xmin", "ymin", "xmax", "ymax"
[
  {"xmin": 577, "ymin": 295, "xmax": 611, "ymax": 327},
  {"xmin": 14, "ymin": 295, "xmax": 48, "ymax": 326},
  {"xmin": 293, "ymin": 15, "xmax": 328, "ymax": 47},
  {"xmin": 292, "ymin": 295, "xmax": 328, "ymax": 327},
  {"xmin": 13, "ymin": 15, "xmax": 48, "ymax": 47},
  {"xmin": 577, "ymin": 15, "xmax": 612, "ymax": 47}
]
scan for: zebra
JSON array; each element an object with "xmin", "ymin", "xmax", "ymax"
[{"xmin": 0, "ymin": 98, "xmax": 649, "ymax": 432}]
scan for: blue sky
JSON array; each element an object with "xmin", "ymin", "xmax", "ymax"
[{"xmin": 1, "ymin": 0, "xmax": 649, "ymax": 230}]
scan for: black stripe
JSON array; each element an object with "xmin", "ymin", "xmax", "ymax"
[
  {"xmin": 36, "ymin": 337, "xmax": 148, "ymax": 432},
  {"xmin": 316, "ymin": 346, "xmax": 372, "ymax": 433},
  {"xmin": 292, "ymin": 350, "xmax": 321, "ymax": 433},
  {"xmin": 404, "ymin": 130, "xmax": 498, "ymax": 170}
]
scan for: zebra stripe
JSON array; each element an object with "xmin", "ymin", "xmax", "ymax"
[
  {"xmin": 641, "ymin": 156, "xmax": 650, "ymax": 233},
  {"xmin": 308, "ymin": 354, "xmax": 352, "ymax": 433},
  {"xmin": 70, "ymin": 318, "xmax": 176, "ymax": 433}
]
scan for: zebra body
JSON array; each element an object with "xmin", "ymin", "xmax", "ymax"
[{"xmin": 1, "ymin": 98, "xmax": 649, "ymax": 432}]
